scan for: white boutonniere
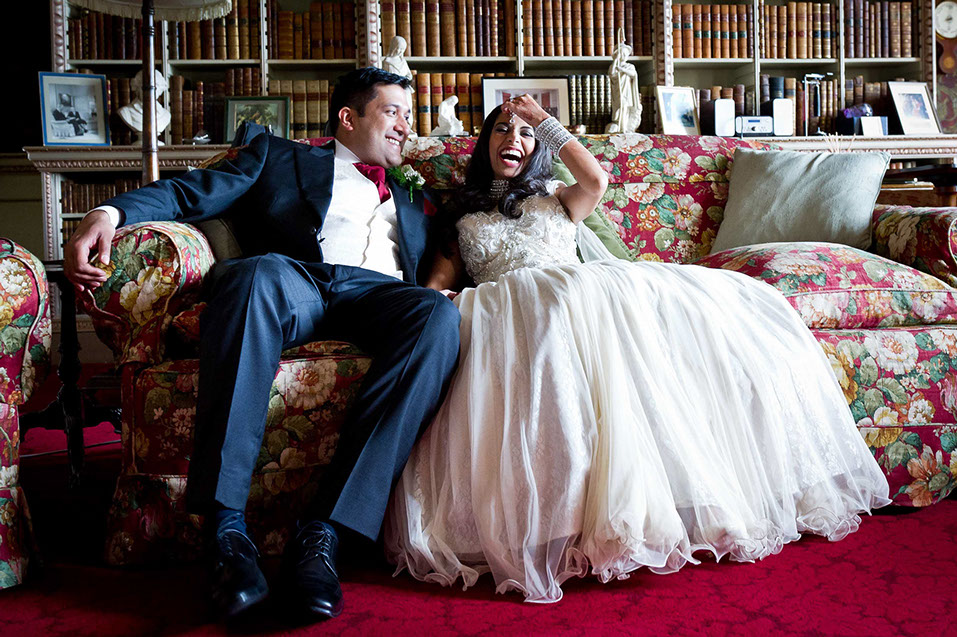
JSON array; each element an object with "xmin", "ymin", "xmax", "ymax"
[{"xmin": 387, "ymin": 165, "xmax": 426, "ymax": 202}]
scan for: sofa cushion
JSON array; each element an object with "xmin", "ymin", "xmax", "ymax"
[
  {"xmin": 711, "ymin": 148, "xmax": 890, "ymax": 253},
  {"xmin": 696, "ymin": 242, "xmax": 957, "ymax": 329}
]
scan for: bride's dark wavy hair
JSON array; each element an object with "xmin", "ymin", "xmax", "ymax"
[{"xmin": 449, "ymin": 105, "xmax": 554, "ymax": 221}]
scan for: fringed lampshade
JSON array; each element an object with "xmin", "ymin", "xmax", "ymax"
[{"xmin": 71, "ymin": 0, "xmax": 233, "ymax": 184}]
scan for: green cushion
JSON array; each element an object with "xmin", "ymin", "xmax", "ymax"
[
  {"xmin": 552, "ymin": 158, "xmax": 634, "ymax": 261},
  {"xmin": 711, "ymin": 148, "xmax": 890, "ymax": 254}
]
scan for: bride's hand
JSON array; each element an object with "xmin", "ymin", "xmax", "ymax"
[{"xmin": 501, "ymin": 95, "xmax": 551, "ymax": 127}]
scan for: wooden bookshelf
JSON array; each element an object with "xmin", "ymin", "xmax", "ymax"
[{"xmin": 37, "ymin": 0, "xmax": 948, "ymax": 261}]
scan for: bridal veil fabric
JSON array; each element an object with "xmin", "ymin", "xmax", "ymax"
[{"xmin": 385, "ymin": 189, "xmax": 891, "ymax": 603}]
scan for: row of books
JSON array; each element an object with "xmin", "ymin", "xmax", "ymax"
[
  {"xmin": 697, "ymin": 84, "xmax": 749, "ymax": 116},
  {"xmin": 67, "ymin": 10, "xmax": 153, "ymax": 60},
  {"xmin": 522, "ymin": 0, "xmax": 655, "ymax": 58},
  {"xmin": 758, "ymin": 1, "xmax": 836, "ymax": 59},
  {"xmin": 411, "ymin": 72, "xmax": 507, "ymax": 136},
  {"xmin": 841, "ymin": 0, "xmax": 916, "ymax": 58},
  {"xmin": 268, "ymin": 1, "xmax": 358, "ymax": 60},
  {"xmin": 267, "ymin": 79, "xmax": 332, "ymax": 139},
  {"xmin": 672, "ymin": 2, "xmax": 755, "ymax": 59},
  {"xmin": 169, "ymin": 76, "xmax": 228, "ymax": 144},
  {"xmin": 381, "ymin": 0, "xmax": 515, "ymax": 58},
  {"xmin": 60, "ymin": 178, "xmax": 141, "ymax": 217}
]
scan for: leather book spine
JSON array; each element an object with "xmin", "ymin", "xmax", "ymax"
[
  {"xmin": 249, "ymin": 0, "xmax": 260, "ymax": 58},
  {"xmin": 693, "ymin": 4, "xmax": 702, "ymax": 59},
  {"xmin": 439, "ymin": 1, "xmax": 455, "ymax": 55},
  {"xmin": 470, "ymin": 73, "xmax": 484, "ymax": 131},
  {"xmin": 426, "ymin": 0, "xmax": 441, "ymax": 57},
  {"xmin": 582, "ymin": 0, "xmax": 594, "ymax": 56},
  {"xmin": 466, "ymin": 0, "xmax": 477, "ymax": 56},
  {"xmin": 723, "ymin": 4, "xmax": 733, "ymax": 59},
  {"xmin": 396, "ymin": 0, "xmax": 412, "ymax": 49},
  {"xmin": 430, "ymin": 74, "xmax": 443, "ymax": 132},
  {"xmin": 901, "ymin": 1, "xmax": 912, "ymax": 57},
  {"xmin": 293, "ymin": 80, "xmax": 307, "ymax": 139},
  {"xmin": 306, "ymin": 79, "xmax": 321, "ymax": 138},
  {"xmin": 456, "ymin": 72, "xmax": 471, "ymax": 134},
  {"xmin": 455, "ymin": 0, "xmax": 467, "ymax": 55},
  {"xmin": 571, "ymin": 0, "xmax": 582, "ymax": 56},
  {"xmin": 381, "ymin": 0, "xmax": 397, "ymax": 51},
  {"xmin": 322, "ymin": 1, "xmax": 336, "ymax": 58},
  {"xmin": 277, "ymin": 11, "xmax": 293, "ymax": 59},
  {"xmin": 182, "ymin": 90, "xmax": 194, "ymax": 142},
  {"xmin": 508, "ymin": 0, "xmax": 519, "ymax": 56},
  {"xmin": 236, "ymin": 0, "xmax": 248, "ymax": 58},
  {"xmin": 410, "ymin": 0, "xmax": 426, "ymax": 56},
  {"xmin": 416, "ymin": 72, "xmax": 431, "ymax": 136},
  {"xmin": 319, "ymin": 79, "xmax": 330, "ymax": 130},
  {"xmin": 309, "ymin": 2, "xmax": 322, "ymax": 59},
  {"xmin": 343, "ymin": 1, "xmax": 356, "ymax": 59},
  {"xmin": 683, "ymin": 4, "xmax": 694, "ymax": 58},
  {"xmin": 490, "ymin": 0, "xmax": 499, "ymax": 56},
  {"xmin": 593, "ymin": 0, "xmax": 605, "ymax": 57}
]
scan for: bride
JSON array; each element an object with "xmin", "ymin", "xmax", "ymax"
[{"xmin": 384, "ymin": 95, "xmax": 890, "ymax": 603}]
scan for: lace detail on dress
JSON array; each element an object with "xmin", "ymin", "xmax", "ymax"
[{"xmin": 457, "ymin": 193, "xmax": 580, "ymax": 284}]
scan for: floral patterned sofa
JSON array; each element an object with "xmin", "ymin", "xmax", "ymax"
[
  {"xmin": 88, "ymin": 134, "xmax": 957, "ymax": 566},
  {"xmin": 0, "ymin": 239, "xmax": 51, "ymax": 586}
]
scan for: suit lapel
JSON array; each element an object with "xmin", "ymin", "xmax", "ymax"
[
  {"xmin": 389, "ymin": 176, "xmax": 427, "ymax": 284},
  {"xmin": 300, "ymin": 140, "xmax": 336, "ymax": 227}
]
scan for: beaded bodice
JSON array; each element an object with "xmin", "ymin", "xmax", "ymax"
[{"xmin": 456, "ymin": 192, "xmax": 579, "ymax": 285}]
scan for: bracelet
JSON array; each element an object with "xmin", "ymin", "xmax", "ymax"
[{"xmin": 535, "ymin": 116, "xmax": 575, "ymax": 154}]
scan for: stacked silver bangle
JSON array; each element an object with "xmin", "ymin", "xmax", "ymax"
[{"xmin": 535, "ymin": 116, "xmax": 575, "ymax": 154}]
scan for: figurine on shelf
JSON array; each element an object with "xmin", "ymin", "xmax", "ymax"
[
  {"xmin": 118, "ymin": 69, "xmax": 172, "ymax": 145},
  {"xmin": 431, "ymin": 95, "xmax": 465, "ymax": 136},
  {"xmin": 605, "ymin": 28, "xmax": 642, "ymax": 134},
  {"xmin": 382, "ymin": 35, "xmax": 416, "ymax": 138},
  {"xmin": 382, "ymin": 35, "xmax": 413, "ymax": 81}
]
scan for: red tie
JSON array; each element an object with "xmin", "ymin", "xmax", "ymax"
[{"xmin": 353, "ymin": 163, "xmax": 392, "ymax": 204}]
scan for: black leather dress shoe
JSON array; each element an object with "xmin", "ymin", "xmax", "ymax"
[
  {"xmin": 209, "ymin": 528, "xmax": 269, "ymax": 618},
  {"xmin": 281, "ymin": 520, "xmax": 344, "ymax": 619}
]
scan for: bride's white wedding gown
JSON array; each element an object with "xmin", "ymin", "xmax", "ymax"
[{"xmin": 384, "ymin": 187, "xmax": 890, "ymax": 603}]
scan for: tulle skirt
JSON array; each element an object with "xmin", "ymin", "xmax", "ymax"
[{"xmin": 384, "ymin": 260, "xmax": 890, "ymax": 603}]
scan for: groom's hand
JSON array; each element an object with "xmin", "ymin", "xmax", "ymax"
[{"xmin": 65, "ymin": 208, "xmax": 115, "ymax": 293}]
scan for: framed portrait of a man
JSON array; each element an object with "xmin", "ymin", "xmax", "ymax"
[{"xmin": 39, "ymin": 72, "xmax": 110, "ymax": 146}]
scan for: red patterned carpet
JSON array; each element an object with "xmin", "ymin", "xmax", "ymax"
[{"xmin": 1, "ymin": 381, "xmax": 954, "ymax": 636}]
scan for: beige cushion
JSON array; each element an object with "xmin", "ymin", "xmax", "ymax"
[{"xmin": 711, "ymin": 148, "xmax": 890, "ymax": 254}]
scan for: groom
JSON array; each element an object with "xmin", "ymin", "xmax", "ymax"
[{"xmin": 64, "ymin": 67, "xmax": 460, "ymax": 621}]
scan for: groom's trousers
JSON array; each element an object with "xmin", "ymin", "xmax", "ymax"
[{"xmin": 184, "ymin": 253, "xmax": 461, "ymax": 540}]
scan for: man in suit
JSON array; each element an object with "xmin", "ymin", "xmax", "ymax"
[{"xmin": 64, "ymin": 67, "xmax": 460, "ymax": 622}]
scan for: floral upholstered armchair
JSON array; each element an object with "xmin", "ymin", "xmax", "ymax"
[{"xmin": 0, "ymin": 239, "xmax": 51, "ymax": 587}]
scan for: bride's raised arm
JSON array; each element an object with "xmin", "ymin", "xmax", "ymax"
[{"xmin": 501, "ymin": 96, "xmax": 609, "ymax": 224}]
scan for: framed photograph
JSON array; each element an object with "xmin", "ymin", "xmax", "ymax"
[
  {"xmin": 38, "ymin": 72, "xmax": 110, "ymax": 146},
  {"xmin": 888, "ymin": 81, "xmax": 941, "ymax": 135},
  {"xmin": 656, "ymin": 86, "xmax": 700, "ymax": 135},
  {"xmin": 225, "ymin": 96, "xmax": 290, "ymax": 141},
  {"xmin": 481, "ymin": 77, "xmax": 571, "ymax": 126}
]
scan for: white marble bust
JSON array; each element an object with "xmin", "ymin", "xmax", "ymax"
[{"xmin": 119, "ymin": 69, "xmax": 172, "ymax": 144}]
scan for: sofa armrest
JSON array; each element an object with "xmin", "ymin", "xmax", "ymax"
[
  {"xmin": 0, "ymin": 239, "xmax": 52, "ymax": 405},
  {"xmin": 871, "ymin": 204, "xmax": 957, "ymax": 287},
  {"xmin": 81, "ymin": 222, "xmax": 216, "ymax": 367}
]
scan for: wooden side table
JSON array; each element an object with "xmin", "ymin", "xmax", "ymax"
[{"xmin": 20, "ymin": 261, "xmax": 120, "ymax": 487}]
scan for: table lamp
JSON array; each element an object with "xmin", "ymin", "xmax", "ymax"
[{"xmin": 70, "ymin": 0, "xmax": 232, "ymax": 184}]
